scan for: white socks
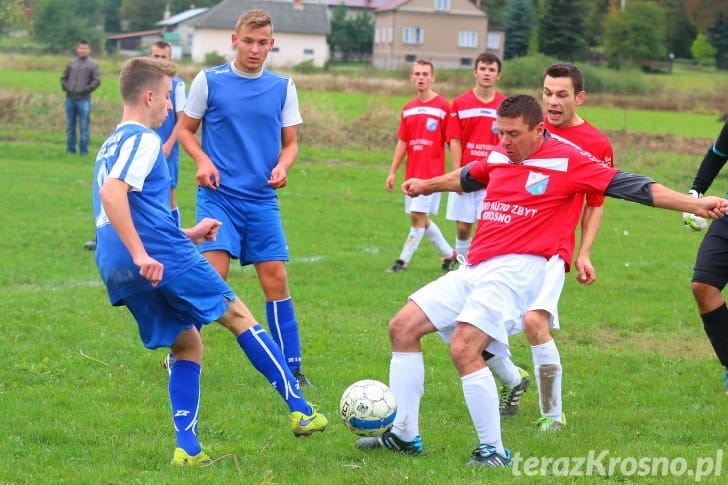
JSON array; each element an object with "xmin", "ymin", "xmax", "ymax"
[
  {"xmin": 462, "ymin": 367, "xmax": 505, "ymax": 456},
  {"xmin": 389, "ymin": 352, "xmax": 425, "ymax": 441},
  {"xmin": 531, "ymin": 339, "xmax": 562, "ymax": 420}
]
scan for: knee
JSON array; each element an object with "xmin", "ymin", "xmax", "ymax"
[
  {"xmin": 691, "ymin": 281, "xmax": 714, "ymax": 303},
  {"xmin": 523, "ymin": 312, "xmax": 550, "ymax": 344}
]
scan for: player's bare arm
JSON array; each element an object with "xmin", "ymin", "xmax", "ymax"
[
  {"xmin": 386, "ymin": 140, "xmax": 407, "ymax": 191},
  {"xmin": 269, "ymin": 125, "xmax": 298, "ymax": 189},
  {"xmin": 184, "ymin": 218, "xmax": 222, "ymax": 244},
  {"xmin": 607, "ymin": 173, "xmax": 728, "ymax": 217},
  {"xmin": 402, "ymin": 168, "xmax": 463, "ymax": 197},
  {"xmin": 449, "ymin": 138, "xmax": 463, "ymax": 171},
  {"xmin": 98, "ymin": 178, "xmax": 164, "ymax": 286},
  {"xmin": 178, "ymin": 115, "xmax": 220, "ymax": 189},
  {"xmin": 574, "ymin": 204, "xmax": 603, "ymax": 285}
]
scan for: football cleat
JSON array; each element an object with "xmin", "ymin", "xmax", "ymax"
[
  {"xmin": 536, "ymin": 414, "xmax": 565, "ymax": 432},
  {"xmin": 724, "ymin": 368, "xmax": 728, "ymax": 396},
  {"xmin": 467, "ymin": 444, "xmax": 512, "ymax": 467},
  {"xmin": 356, "ymin": 430, "xmax": 423, "ymax": 454},
  {"xmin": 161, "ymin": 353, "xmax": 176, "ymax": 376},
  {"xmin": 499, "ymin": 367, "xmax": 531, "ymax": 417},
  {"xmin": 293, "ymin": 370, "xmax": 312, "ymax": 388},
  {"xmin": 171, "ymin": 447, "xmax": 213, "ymax": 467},
  {"xmin": 83, "ymin": 239, "xmax": 96, "ymax": 251},
  {"xmin": 441, "ymin": 254, "xmax": 458, "ymax": 271},
  {"xmin": 291, "ymin": 408, "xmax": 328, "ymax": 437},
  {"xmin": 387, "ymin": 259, "xmax": 407, "ymax": 273}
]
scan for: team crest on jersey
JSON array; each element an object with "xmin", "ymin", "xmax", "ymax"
[
  {"xmin": 426, "ymin": 117, "xmax": 439, "ymax": 131},
  {"xmin": 525, "ymin": 171, "xmax": 549, "ymax": 195},
  {"xmin": 491, "ymin": 121, "xmax": 498, "ymax": 135}
]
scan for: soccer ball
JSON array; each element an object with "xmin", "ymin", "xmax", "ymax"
[{"xmin": 339, "ymin": 379, "xmax": 397, "ymax": 437}]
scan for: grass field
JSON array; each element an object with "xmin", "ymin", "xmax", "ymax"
[{"xmin": 1, "ymin": 57, "xmax": 728, "ymax": 483}]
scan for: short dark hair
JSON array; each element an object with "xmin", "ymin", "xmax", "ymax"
[
  {"xmin": 78, "ymin": 39, "xmax": 89, "ymax": 45},
  {"xmin": 119, "ymin": 57, "xmax": 177, "ymax": 103},
  {"xmin": 543, "ymin": 63, "xmax": 584, "ymax": 94},
  {"xmin": 497, "ymin": 94, "xmax": 543, "ymax": 129},
  {"xmin": 152, "ymin": 40, "xmax": 172, "ymax": 51},
  {"xmin": 475, "ymin": 52, "xmax": 502, "ymax": 73},
  {"xmin": 413, "ymin": 58, "xmax": 434, "ymax": 75}
]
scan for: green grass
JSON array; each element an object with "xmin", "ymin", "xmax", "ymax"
[{"xmin": 2, "ymin": 58, "xmax": 728, "ymax": 483}]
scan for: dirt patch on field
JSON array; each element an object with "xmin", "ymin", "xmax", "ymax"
[{"xmin": 606, "ymin": 130, "xmax": 712, "ymax": 156}]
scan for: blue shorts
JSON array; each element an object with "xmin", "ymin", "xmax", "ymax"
[
  {"xmin": 167, "ymin": 156, "xmax": 179, "ymax": 189},
  {"xmin": 196, "ymin": 188, "xmax": 289, "ymax": 266},
  {"xmin": 122, "ymin": 259, "xmax": 235, "ymax": 349}
]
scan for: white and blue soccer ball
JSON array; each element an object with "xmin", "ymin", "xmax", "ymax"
[{"xmin": 339, "ymin": 379, "xmax": 396, "ymax": 437}]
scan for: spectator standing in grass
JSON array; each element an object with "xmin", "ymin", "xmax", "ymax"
[
  {"xmin": 92, "ymin": 57, "xmax": 327, "ymax": 467},
  {"xmin": 178, "ymin": 9, "xmax": 311, "ymax": 387},
  {"xmin": 62, "ymin": 39, "xmax": 100, "ymax": 157},
  {"xmin": 386, "ymin": 58, "xmax": 456, "ymax": 273}
]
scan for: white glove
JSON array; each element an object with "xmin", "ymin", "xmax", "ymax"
[{"xmin": 683, "ymin": 190, "xmax": 708, "ymax": 231}]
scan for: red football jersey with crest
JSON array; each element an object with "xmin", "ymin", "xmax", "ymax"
[
  {"xmin": 397, "ymin": 95, "xmax": 451, "ymax": 179},
  {"xmin": 466, "ymin": 137, "xmax": 618, "ymax": 267},
  {"xmin": 447, "ymin": 90, "xmax": 506, "ymax": 166}
]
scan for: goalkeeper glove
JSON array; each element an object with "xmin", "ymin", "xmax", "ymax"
[{"xmin": 682, "ymin": 190, "xmax": 708, "ymax": 231}]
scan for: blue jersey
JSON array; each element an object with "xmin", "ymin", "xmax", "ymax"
[
  {"xmin": 92, "ymin": 122, "xmax": 203, "ymax": 305},
  {"xmin": 187, "ymin": 64, "xmax": 298, "ymax": 200},
  {"xmin": 154, "ymin": 75, "xmax": 186, "ymax": 164}
]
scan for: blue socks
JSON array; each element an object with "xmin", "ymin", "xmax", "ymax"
[
  {"xmin": 265, "ymin": 298, "xmax": 302, "ymax": 374},
  {"xmin": 169, "ymin": 360, "xmax": 202, "ymax": 456},
  {"xmin": 237, "ymin": 324, "xmax": 310, "ymax": 414}
]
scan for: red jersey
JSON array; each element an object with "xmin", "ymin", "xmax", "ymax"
[
  {"xmin": 398, "ymin": 95, "xmax": 451, "ymax": 179},
  {"xmin": 466, "ymin": 137, "xmax": 618, "ymax": 267},
  {"xmin": 447, "ymin": 90, "xmax": 506, "ymax": 166}
]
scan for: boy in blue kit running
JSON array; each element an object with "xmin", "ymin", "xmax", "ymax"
[
  {"xmin": 92, "ymin": 57, "xmax": 326, "ymax": 467},
  {"xmin": 179, "ymin": 8, "xmax": 310, "ymax": 387}
]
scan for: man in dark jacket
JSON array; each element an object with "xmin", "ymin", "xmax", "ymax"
[{"xmin": 61, "ymin": 39, "xmax": 101, "ymax": 156}]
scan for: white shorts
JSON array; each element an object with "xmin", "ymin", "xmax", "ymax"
[
  {"xmin": 410, "ymin": 254, "xmax": 548, "ymax": 357},
  {"xmin": 405, "ymin": 193, "xmax": 441, "ymax": 215},
  {"xmin": 446, "ymin": 189, "xmax": 486, "ymax": 223},
  {"xmin": 519, "ymin": 255, "xmax": 565, "ymax": 331}
]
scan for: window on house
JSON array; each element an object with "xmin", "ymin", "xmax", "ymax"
[
  {"xmin": 303, "ymin": 48, "xmax": 314, "ymax": 55},
  {"xmin": 386, "ymin": 27, "xmax": 393, "ymax": 43},
  {"xmin": 458, "ymin": 31, "xmax": 478, "ymax": 48},
  {"xmin": 405, "ymin": 54, "xmax": 417, "ymax": 62},
  {"xmin": 271, "ymin": 46, "xmax": 280, "ymax": 53},
  {"xmin": 487, "ymin": 32, "xmax": 501, "ymax": 50},
  {"xmin": 460, "ymin": 58, "xmax": 472, "ymax": 67},
  {"xmin": 434, "ymin": 0, "xmax": 450, "ymax": 11},
  {"xmin": 402, "ymin": 27, "xmax": 423, "ymax": 44}
]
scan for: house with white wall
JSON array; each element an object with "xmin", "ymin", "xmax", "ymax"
[{"xmin": 190, "ymin": 0, "xmax": 331, "ymax": 68}]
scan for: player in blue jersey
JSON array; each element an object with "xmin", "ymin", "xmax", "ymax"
[
  {"xmin": 92, "ymin": 57, "xmax": 327, "ymax": 467},
  {"xmin": 683, "ymin": 121, "xmax": 728, "ymax": 394},
  {"xmin": 149, "ymin": 40, "xmax": 186, "ymax": 227},
  {"xmin": 179, "ymin": 9, "xmax": 311, "ymax": 387}
]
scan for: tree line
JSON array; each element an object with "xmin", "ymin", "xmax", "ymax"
[{"xmin": 2, "ymin": 0, "xmax": 726, "ymax": 69}]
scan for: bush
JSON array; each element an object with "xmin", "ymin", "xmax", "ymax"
[
  {"xmin": 203, "ymin": 51, "xmax": 226, "ymax": 66},
  {"xmin": 292, "ymin": 59, "xmax": 319, "ymax": 74}
]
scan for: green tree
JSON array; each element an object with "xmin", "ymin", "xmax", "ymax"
[
  {"xmin": 169, "ymin": 0, "xmax": 218, "ymax": 12},
  {"xmin": 102, "ymin": 0, "xmax": 122, "ymax": 33},
  {"xmin": 707, "ymin": 15, "xmax": 728, "ymax": 69},
  {"xmin": 691, "ymin": 33, "xmax": 717, "ymax": 65},
  {"xmin": 120, "ymin": 0, "xmax": 166, "ymax": 31},
  {"xmin": 503, "ymin": 0, "xmax": 535, "ymax": 59},
  {"xmin": 603, "ymin": 1, "xmax": 667, "ymax": 69},
  {"xmin": 327, "ymin": 5, "xmax": 373, "ymax": 62},
  {"xmin": 33, "ymin": 0, "xmax": 104, "ymax": 54},
  {"xmin": 652, "ymin": 0, "xmax": 697, "ymax": 59},
  {"xmin": 480, "ymin": 0, "xmax": 508, "ymax": 24},
  {"xmin": 538, "ymin": 0, "xmax": 588, "ymax": 60},
  {"xmin": 0, "ymin": 0, "xmax": 26, "ymax": 34},
  {"xmin": 583, "ymin": 0, "xmax": 610, "ymax": 47}
]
